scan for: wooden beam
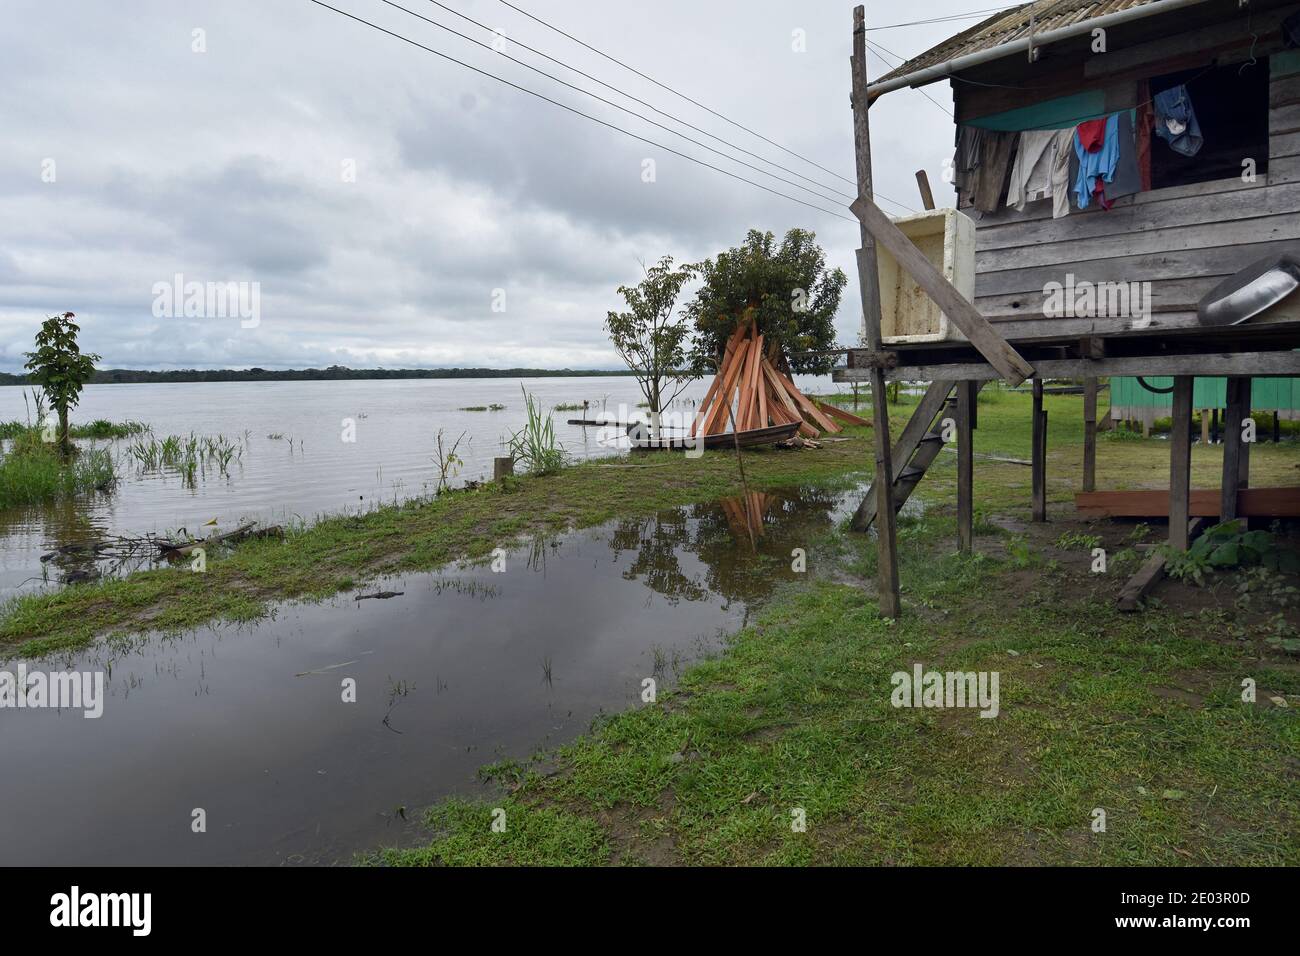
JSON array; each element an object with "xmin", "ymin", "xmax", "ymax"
[
  {"xmin": 1117, "ymin": 519, "xmax": 1205, "ymax": 612},
  {"xmin": 1031, "ymin": 379, "xmax": 1046, "ymax": 522},
  {"xmin": 957, "ymin": 381, "xmax": 975, "ymax": 552},
  {"xmin": 1076, "ymin": 487, "xmax": 1300, "ymax": 519},
  {"xmin": 851, "ymin": 4, "xmax": 899, "ymax": 619},
  {"xmin": 850, "ymin": 195, "xmax": 1035, "ymax": 386},
  {"xmin": 834, "ymin": 350, "xmax": 1300, "ymax": 383},
  {"xmin": 1082, "ymin": 377, "xmax": 1098, "ymax": 493},
  {"xmin": 915, "ymin": 169, "xmax": 935, "ymax": 211},
  {"xmin": 1168, "ymin": 376, "xmax": 1194, "ymax": 551},
  {"xmin": 814, "ymin": 399, "xmax": 872, "ymax": 427}
]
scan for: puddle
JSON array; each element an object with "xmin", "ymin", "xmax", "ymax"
[{"xmin": 0, "ymin": 484, "xmax": 858, "ymax": 865}]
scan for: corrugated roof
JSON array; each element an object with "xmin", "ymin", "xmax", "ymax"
[{"xmin": 873, "ymin": 0, "xmax": 1161, "ymax": 85}]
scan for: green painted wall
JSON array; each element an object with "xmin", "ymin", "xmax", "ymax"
[
  {"xmin": 1111, "ymin": 377, "xmax": 1300, "ymax": 409},
  {"xmin": 965, "ymin": 90, "xmax": 1108, "ymax": 131}
]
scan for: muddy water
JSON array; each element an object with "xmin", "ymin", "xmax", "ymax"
[{"xmin": 0, "ymin": 486, "xmax": 855, "ymax": 865}]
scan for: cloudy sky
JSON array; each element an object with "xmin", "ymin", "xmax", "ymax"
[{"xmin": 0, "ymin": 0, "xmax": 984, "ymax": 371}]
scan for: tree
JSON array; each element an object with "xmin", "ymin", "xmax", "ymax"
[
  {"xmin": 684, "ymin": 228, "xmax": 846, "ymax": 375},
  {"xmin": 605, "ymin": 257, "xmax": 696, "ymax": 439},
  {"xmin": 24, "ymin": 312, "xmax": 100, "ymax": 453}
]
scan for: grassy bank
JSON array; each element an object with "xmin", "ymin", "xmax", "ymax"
[{"xmin": 372, "ymin": 507, "xmax": 1299, "ymax": 866}]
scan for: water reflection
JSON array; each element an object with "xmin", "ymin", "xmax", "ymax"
[{"xmin": 0, "ymin": 484, "xmax": 857, "ymax": 865}]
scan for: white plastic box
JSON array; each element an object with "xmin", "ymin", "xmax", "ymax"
[{"xmin": 873, "ymin": 207, "xmax": 976, "ymax": 345}]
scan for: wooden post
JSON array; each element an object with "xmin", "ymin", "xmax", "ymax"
[
  {"xmin": 1082, "ymin": 378, "xmax": 1097, "ymax": 493},
  {"xmin": 1222, "ymin": 376, "xmax": 1249, "ymax": 521},
  {"xmin": 1031, "ymin": 378, "xmax": 1046, "ymax": 521},
  {"xmin": 1211, "ymin": 406, "xmax": 1219, "ymax": 444},
  {"xmin": 915, "ymin": 170, "xmax": 935, "ymax": 211},
  {"xmin": 1273, "ymin": 409, "xmax": 1282, "ymax": 443},
  {"xmin": 957, "ymin": 381, "xmax": 974, "ymax": 552},
  {"xmin": 851, "ymin": 5, "xmax": 900, "ymax": 619},
  {"xmin": 1200, "ymin": 409, "xmax": 1210, "ymax": 446},
  {"xmin": 493, "ymin": 456, "xmax": 514, "ymax": 481},
  {"xmin": 1169, "ymin": 376, "xmax": 1194, "ymax": 550},
  {"xmin": 1240, "ymin": 379, "xmax": 1252, "ymax": 490}
]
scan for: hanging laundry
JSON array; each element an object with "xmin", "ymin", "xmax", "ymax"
[
  {"xmin": 952, "ymin": 125, "xmax": 985, "ymax": 207},
  {"xmin": 1153, "ymin": 84, "xmax": 1203, "ymax": 157},
  {"xmin": 1050, "ymin": 129, "xmax": 1073, "ymax": 219},
  {"xmin": 1073, "ymin": 114, "xmax": 1120, "ymax": 210},
  {"xmin": 1006, "ymin": 129, "xmax": 1058, "ymax": 211},
  {"xmin": 973, "ymin": 129, "xmax": 1018, "ymax": 213},
  {"xmin": 1104, "ymin": 110, "xmax": 1142, "ymax": 203}
]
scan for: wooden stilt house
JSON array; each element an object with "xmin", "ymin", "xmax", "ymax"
[{"xmin": 836, "ymin": 1, "xmax": 1300, "ymax": 615}]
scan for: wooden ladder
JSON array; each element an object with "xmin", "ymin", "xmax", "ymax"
[{"xmin": 850, "ymin": 380, "xmax": 984, "ymax": 532}]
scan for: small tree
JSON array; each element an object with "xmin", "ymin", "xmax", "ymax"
[
  {"xmin": 685, "ymin": 228, "xmax": 846, "ymax": 376},
  {"xmin": 605, "ymin": 257, "xmax": 696, "ymax": 439},
  {"xmin": 24, "ymin": 312, "xmax": 100, "ymax": 453}
]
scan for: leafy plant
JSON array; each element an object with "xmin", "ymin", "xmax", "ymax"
[
  {"xmin": 23, "ymin": 312, "xmax": 101, "ymax": 453},
  {"xmin": 1056, "ymin": 531, "xmax": 1102, "ymax": 551},
  {"xmin": 508, "ymin": 387, "xmax": 566, "ymax": 476},
  {"xmin": 605, "ymin": 256, "xmax": 697, "ymax": 436},
  {"xmin": 1163, "ymin": 520, "xmax": 1300, "ymax": 586},
  {"xmin": 432, "ymin": 429, "xmax": 467, "ymax": 493}
]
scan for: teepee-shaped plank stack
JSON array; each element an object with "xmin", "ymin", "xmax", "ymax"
[{"xmin": 691, "ymin": 318, "xmax": 866, "ymax": 439}]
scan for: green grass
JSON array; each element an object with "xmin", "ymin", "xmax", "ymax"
[
  {"xmin": 0, "ymin": 419, "xmax": 148, "ymax": 440},
  {"xmin": 0, "ymin": 431, "xmax": 115, "ymax": 509},
  {"xmin": 375, "ymin": 510, "xmax": 1299, "ymax": 866}
]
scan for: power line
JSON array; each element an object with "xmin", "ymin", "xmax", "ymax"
[
  {"xmin": 866, "ymin": 5, "xmax": 1026, "ymax": 31},
  {"xmin": 864, "ymin": 38, "xmax": 954, "ymax": 118},
  {"xmin": 304, "ymin": 0, "xmax": 861, "ymax": 223},
  {"xmin": 412, "ymin": 0, "xmax": 863, "ymax": 205},
  {"xmin": 378, "ymin": 0, "xmax": 855, "ymax": 208},
  {"xmin": 493, "ymin": 0, "xmax": 860, "ymax": 191}
]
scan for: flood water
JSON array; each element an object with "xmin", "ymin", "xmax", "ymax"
[
  {"xmin": 0, "ymin": 375, "xmax": 833, "ymax": 596},
  {"xmin": 0, "ymin": 485, "xmax": 856, "ymax": 865}
]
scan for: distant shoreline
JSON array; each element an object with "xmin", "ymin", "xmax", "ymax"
[{"xmin": 0, "ymin": 367, "xmax": 641, "ymax": 386}]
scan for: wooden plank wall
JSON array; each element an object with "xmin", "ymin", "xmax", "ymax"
[{"xmin": 958, "ymin": 29, "xmax": 1300, "ymax": 343}]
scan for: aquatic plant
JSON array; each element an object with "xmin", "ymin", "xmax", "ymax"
[
  {"xmin": 509, "ymin": 388, "xmax": 567, "ymax": 477},
  {"xmin": 432, "ymin": 429, "xmax": 467, "ymax": 493},
  {"xmin": 126, "ymin": 431, "xmax": 244, "ymax": 484},
  {"xmin": 0, "ymin": 432, "xmax": 114, "ymax": 509}
]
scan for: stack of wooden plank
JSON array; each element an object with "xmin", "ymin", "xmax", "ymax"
[{"xmin": 691, "ymin": 320, "xmax": 866, "ymax": 438}]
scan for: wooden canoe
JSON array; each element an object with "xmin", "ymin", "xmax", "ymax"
[{"xmin": 627, "ymin": 421, "xmax": 801, "ymax": 451}]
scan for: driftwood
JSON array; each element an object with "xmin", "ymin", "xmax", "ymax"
[{"xmin": 157, "ymin": 522, "xmax": 278, "ymax": 557}]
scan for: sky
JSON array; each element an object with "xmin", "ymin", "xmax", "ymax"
[{"xmin": 0, "ymin": 0, "xmax": 994, "ymax": 372}]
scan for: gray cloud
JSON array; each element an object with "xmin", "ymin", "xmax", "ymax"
[{"xmin": 0, "ymin": 0, "xmax": 965, "ymax": 371}]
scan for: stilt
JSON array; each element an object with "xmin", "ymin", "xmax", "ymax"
[
  {"xmin": 851, "ymin": 6, "xmax": 899, "ymax": 618},
  {"xmin": 1031, "ymin": 378, "xmax": 1046, "ymax": 521},
  {"xmin": 1273, "ymin": 409, "xmax": 1281, "ymax": 443},
  {"xmin": 1169, "ymin": 376, "xmax": 1193, "ymax": 551},
  {"xmin": 1211, "ymin": 406, "xmax": 1219, "ymax": 444},
  {"xmin": 957, "ymin": 381, "xmax": 975, "ymax": 552},
  {"xmin": 1222, "ymin": 376, "xmax": 1251, "ymax": 521},
  {"xmin": 1200, "ymin": 408, "xmax": 1210, "ymax": 446},
  {"xmin": 1082, "ymin": 377, "xmax": 1097, "ymax": 493}
]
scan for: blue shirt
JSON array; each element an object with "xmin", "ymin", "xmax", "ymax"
[{"xmin": 1073, "ymin": 113, "xmax": 1120, "ymax": 210}]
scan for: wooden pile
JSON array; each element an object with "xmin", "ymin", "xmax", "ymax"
[{"xmin": 691, "ymin": 319, "xmax": 867, "ymax": 438}]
